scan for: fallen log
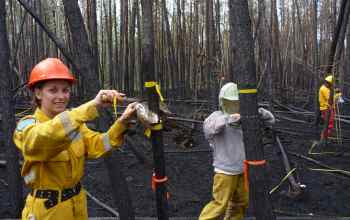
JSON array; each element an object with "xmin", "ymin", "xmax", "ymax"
[
  {"xmin": 167, "ymin": 116, "xmax": 203, "ymax": 124},
  {"xmin": 85, "ymin": 190, "xmax": 119, "ymax": 218},
  {"xmin": 287, "ymin": 151, "xmax": 350, "ymax": 178},
  {"xmin": 0, "ymin": 178, "xmax": 8, "ymax": 186},
  {"xmin": 276, "ymin": 115, "xmax": 310, "ymax": 124}
]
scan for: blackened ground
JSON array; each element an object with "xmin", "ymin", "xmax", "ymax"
[{"xmin": 1, "ymin": 102, "xmax": 350, "ymax": 218}]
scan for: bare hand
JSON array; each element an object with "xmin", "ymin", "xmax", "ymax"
[
  {"xmin": 93, "ymin": 90, "xmax": 125, "ymax": 108},
  {"xmin": 118, "ymin": 102, "xmax": 138, "ymax": 123}
]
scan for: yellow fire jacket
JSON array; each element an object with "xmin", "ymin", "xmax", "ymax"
[
  {"xmin": 14, "ymin": 100, "xmax": 127, "ymax": 189},
  {"xmin": 319, "ymin": 85, "xmax": 341, "ymax": 111},
  {"xmin": 13, "ymin": 101, "xmax": 127, "ymax": 219}
]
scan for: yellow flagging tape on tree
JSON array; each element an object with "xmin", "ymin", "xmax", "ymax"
[
  {"xmin": 113, "ymin": 96, "xmax": 118, "ymax": 119},
  {"xmin": 239, "ymin": 88, "xmax": 257, "ymax": 94},
  {"xmin": 144, "ymin": 123, "xmax": 163, "ymax": 138},
  {"xmin": 145, "ymin": 81, "xmax": 164, "ymax": 102},
  {"xmin": 269, "ymin": 168, "xmax": 297, "ymax": 194}
]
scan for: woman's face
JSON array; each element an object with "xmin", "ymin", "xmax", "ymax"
[{"xmin": 35, "ymin": 80, "xmax": 71, "ymax": 118}]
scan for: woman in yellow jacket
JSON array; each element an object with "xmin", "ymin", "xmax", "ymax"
[{"xmin": 13, "ymin": 58, "xmax": 137, "ymax": 220}]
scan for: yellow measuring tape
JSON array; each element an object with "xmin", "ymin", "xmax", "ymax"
[
  {"xmin": 113, "ymin": 96, "xmax": 118, "ymax": 119},
  {"xmin": 239, "ymin": 88, "xmax": 257, "ymax": 94},
  {"xmin": 145, "ymin": 81, "xmax": 164, "ymax": 102}
]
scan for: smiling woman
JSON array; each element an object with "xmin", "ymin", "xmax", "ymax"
[
  {"xmin": 27, "ymin": 58, "xmax": 75, "ymax": 113},
  {"xmin": 13, "ymin": 58, "xmax": 138, "ymax": 220},
  {"xmin": 33, "ymin": 80, "xmax": 72, "ymax": 118}
]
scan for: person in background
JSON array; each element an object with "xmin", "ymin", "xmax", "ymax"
[
  {"xmin": 199, "ymin": 82, "xmax": 275, "ymax": 220},
  {"xmin": 13, "ymin": 58, "xmax": 137, "ymax": 220},
  {"xmin": 319, "ymin": 75, "xmax": 342, "ymax": 143}
]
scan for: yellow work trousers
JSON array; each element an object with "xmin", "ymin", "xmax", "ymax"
[
  {"xmin": 199, "ymin": 173, "xmax": 249, "ymax": 220},
  {"xmin": 21, "ymin": 189, "xmax": 88, "ymax": 220}
]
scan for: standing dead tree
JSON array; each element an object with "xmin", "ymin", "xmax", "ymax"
[
  {"xmin": 62, "ymin": 1, "xmax": 135, "ymax": 219},
  {"xmin": 0, "ymin": 0, "xmax": 23, "ymax": 216},
  {"xmin": 15, "ymin": 0, "xmax": 75, "ymax": 68},
  {"xmin": 141, "ymin": 0, "xmax": 169, "ymax": 219},
  {"xmin": 229, "ymin": 0, "xmax": 276, "ymax": 219},
  {"xmin": 62, "ymin": 0, "xmax": 99, "ymax": 98}
]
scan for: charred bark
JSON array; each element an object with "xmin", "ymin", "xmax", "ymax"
[
  {"xmin": 62, "ymin": 0, "xmax": 99, "ymax": 98},
  {"xmin": 0, "ymin": 1, "xmax": 23, "ymax": 216},
  {"xmin": 229, "ymin": 1, "xmax": 276, "ymax": 219},
  {"xmin": 141, "ymin": 0, "xmax": 169, "ymax": 219},
  {"xmin": 62, "ymin": 1, "xmax": 134, "ymax": 218}
]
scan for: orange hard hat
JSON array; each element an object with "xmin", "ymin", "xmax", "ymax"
[{"xmin": 28, "ymin": 58, "xmax": 76, "ymax": 89}]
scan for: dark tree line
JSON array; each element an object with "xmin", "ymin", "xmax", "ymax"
[{"xmin": 2, "ymin": 0, "xmax": 349, "ymax": 104}]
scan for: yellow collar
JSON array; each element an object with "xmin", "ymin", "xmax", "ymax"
[{"xmin": 34, "ymin": 108, "xmax": 52, "ymax": 122}]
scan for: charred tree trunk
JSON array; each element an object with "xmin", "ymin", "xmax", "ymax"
[
  {"xmin": 62, "ymin": 1, "xmax": 134, "ymax": 218},
  {"xmin": 87, "ymin": 0, "xmax": 100, "ymax": 87},
  {"xmin": 228, "ymin": 1, "xmax": 276, "ymax": 219},
  {"xmin": 206, "ymin": 0, "xmax": 215, "ymax": 109},
  {"xmin": 0, "ymin": 1, "xmax": 23, "ymax": 216},
  {"xmin": 123, "ymin": 0, "xmax": 130, "ymax": 93},
  {"xmin": 162, "ymin": 0, "xmax": 177, "ymax": 97},
  {"xmin": 104, "ymin": 152, "xmax": 135, "ymax": 220},
  {"xmin": 256, "ymin": 0, "xmax": 265, "ymax": 78},
  {"xmin": 62, "ymin": 0, "xmax": 99, "ymax": 98},
  {"xmin": 137, "ymin": 3, "xmax": 143, "ymax": 96},
  {"xmin": 325, "ymin": 0, "xmax": 349, "ymax": 75},
  {"xmin": 192, "ymin": 0, "xmax": 199, "ymax": 99},
  {"xmin": 271, "ymin": 0, "xmax": 282, "ymax": 98},
  {"xmin": 180, "ymin": 0, "xmax": 187, "ymax": 98},
  {"xmin": 129, "ymin": 0, "xmax": 138, "ymax": 96},
  {"xmin": 16, "ymin": 0, "xmax": 75, "ymax": 68},
  {"xmin": 346, "ymin": 13, "xmax": 350, "ymax": 97},
  {"xmin": 334, "ymin": 1, "xmax": 350, "ymax": 68},
  {"xmin": 313, "ymin": 0, "xmax": 320, "ymax": 125},
  {"xmin": 119, "ymin": 0, "xmax": 125, "ymax": 90},
  {"xmin": 141, "ymin": 0, "xmax": 169, "ymax": 219},
  {"xmin": 106, "ymin": 0, "xmax": 114, "ymax": 88},
  {"xmin": 113, "ymin": 0, "xmax": 119, "ymax": 89}
]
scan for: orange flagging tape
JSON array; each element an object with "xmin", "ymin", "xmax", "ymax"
[
  {"xmin": 151, "ymin": 172, "xmax": 170, "ymax": 199},
  {"xmin": 243, "ymin": 160, "xmax": 266, "ymax": 191}
]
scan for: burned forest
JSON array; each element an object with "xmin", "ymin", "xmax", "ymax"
[{"xmin": 1, "ymin": 0, "xmax": 350, "ymax": 219}]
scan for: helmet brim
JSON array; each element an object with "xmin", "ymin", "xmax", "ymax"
[{"xmin": 28, "ymin": 77, "xmax": 75, "ymax": 89}]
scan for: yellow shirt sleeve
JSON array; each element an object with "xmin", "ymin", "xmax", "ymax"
[
  {"xmin": 80, "ymin": 121, "xmax": 128, "ymax": 159},
  {"xmin": 13, "ymin": 101, "xmax": 99, "ymax": 161}
]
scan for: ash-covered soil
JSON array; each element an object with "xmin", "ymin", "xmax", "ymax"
[{"xmin": 1, "ymin": 101, "xmax": 350, "ymax": 218}]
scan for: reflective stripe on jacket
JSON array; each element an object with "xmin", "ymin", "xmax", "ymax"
[{"xmin": 13, "ymin": 100, "xmax": 127, "ymax": 189}]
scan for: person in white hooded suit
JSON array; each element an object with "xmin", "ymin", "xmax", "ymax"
[{"xmin": 199, "ymin": 82, "xmax": 275, "ymax": 220}]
